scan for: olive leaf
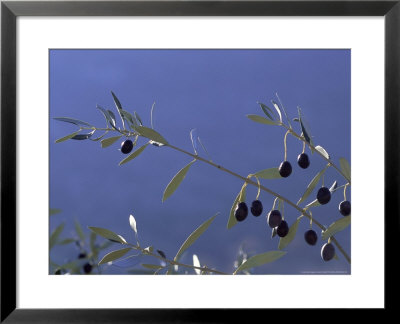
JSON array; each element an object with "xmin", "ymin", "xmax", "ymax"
[
  {"xmin": 142, "ymin": 264, "xmax": 164, "ymax": 270},
  {"xmin": 297, "ymin": 166, "xmax": 328, "ymax": 205},
  {"xmin": 134, "ymin": 112, "xmax": 143, "ymax": 126},
  {"xmin": 174, "ymin": 213, "xmax": 218, "ymax": 262},
  {"xmin": 257, "ymin": 102, "xmax": 275, "ymax": 121},
  {"xmin": 247, "ymin": 114, "xmax": 278, "ymax": 126},
  {"xmin": 53, "ymin": 117, "xmax": 93, "ymax": 127},
  {"xmin": 315, "ymin": 145, "xmax": 330, "ymax": 159},
  {"xmin": 254, "ymin": 168, "xmax": 280, "ymax": 179},
  {"xmin": 74, "ymin": 219, "xmax": 85, "ymax": 241},
  {"xmin": 322, "ymin": 216, "xmax": 351, "ymax": 240},
  {"xmin": 99, "ymin": 247, "xmax": 132, "ymax": 265},
  {"xmin": 339, "ymin": 157, "xmax": 351, "ymax": 181},
  {"xmin": 233, "ymin": 251, "xmax": 287, "ymax": 274},
  {"xmin": 271, "ymin": 101, "xmax": 282, "ymax": 123},
  {"xmin": 298, "ymin": 107, "xmax": 313, "ymax": 146},
  {"xmin": 135, "ymin": 126, "xmax": 168, "ymax": 145},
  {"xmin": 119, "ymin": 143, "xmax": 149, "ymax": 166},
  {"xmin": 71, "ymin": 130, "xmax": 95, "ymax": 140},
  {"xmin": 193, "ymin": 254, "xmax": 201, "ymax": 275},
  {"xmin": 111, "ymin": 91, "xmax": 126, "ymax": 130},
  {"xmin": 227, "ymin": 183, "xmax": 247, "ymax": 229},
  {"xmin": 50, "ymin": 223, "xmax": 65, "ymax": 250},
  {"xmin": 278, "ymin": 216, "xmax": 302, "ymax": 250},
  {"xmin": 162, "ymin": 160, "xmax": 196, "ymax": 202},
  {"xmin": 50, "ymin": 208, "xmax": 62, "ymax": 216},
  {"xmin": 88, "ymin": 226, "xmax": 127, "ymax": 244},
  {"xmin": 55, "ymin": 130, "xmax": 81, "ymax": 143},
  {"xmin": 101, "ymin": 135, "xmax": 123, "ymax": 148}
]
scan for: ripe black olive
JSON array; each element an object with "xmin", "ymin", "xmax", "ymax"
[
  {"xmin": 250, "ymin": 200, "xmax": 263, "ymax": 216},
  {"xmin": 78, "ymin": 252, "xmax": 87, "ymax": 259},
  {"xmin": 321, "ymin": 243, "xmax": 335, "ymax": 261},
  {"xmin": 267, "ymin": 210, "xmax": 282, "ymax": 228},
  {"xmin": 279, "ymin": 161, "xmax": 292, "ymax": 178},
  {"xmin": 297, "ymin": 153, "xmax": 310, "ymax": 169},
  {"xmin": 339, "ymin": 200, "xmax": 351, "ymax": 216},
  {"xmin": 121, "ymin": 139, "xmax": 134, "ymax": 154},
  {"xmin": 317, "ymin": 187, "xmax": 331, "ymax": 205},
  {"xmin": 83, "ymin": 263, "xmax": 93, "ymax": 274},
  {"xmin": 304, "ymin": 229, "xmax": 318, "ymax": 245},
  {"xmin": 277, "ymin": 220, "xmax": 289, "ymax": 237},
  {"xmin": 235, "ymin": 202, "xmax": 248, "ymax": 222}
]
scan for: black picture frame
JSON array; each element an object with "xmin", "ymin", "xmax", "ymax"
[{"xmin": 1, "ymin": 0, "xmax": 398, "ymax": 321}]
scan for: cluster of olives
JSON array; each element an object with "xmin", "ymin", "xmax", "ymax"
[
  {"xmin": 278, "ymin": 153, "xmax": 310, "ymax": 178},
  {"xmin": 234, "ymin": 200, "xmax": 263, "ymax": 222}
]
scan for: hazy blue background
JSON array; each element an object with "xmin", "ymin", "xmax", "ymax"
[{"xmin": 50, "ymin": 49, "xmax": 351, "ymax": 274}]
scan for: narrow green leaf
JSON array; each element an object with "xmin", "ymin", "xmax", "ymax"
[
  {"xmin": 88, "ymin": 226, "xmax": 127, "ymax": 244},
  {"xmin": 74, "ymin": 220, "xmax": 85, "ymax": 241},
  {"xmin": 298, "ymin": 107, "xmax": 313, "ymax": 146},
  {"xmin": 135, "ymin": 126, "xmax": 168, "ymax": 145},
  {"xmin": 107, "ymin": 109, "xmax": 117, "ymax": 128},
  {"xmin": 315, "ymin": 145, "xmax": 330, "ymax": 159},
  {"xmin": 53, "ymin": 117, "xmax": 92, "ymax": 127},
  {"xmin": 297, "ymin": 167, "xmax": 328, "ymax": 205},
  {"xmin": 174, "ymin": 213, "xmax": 218, "ymax": 261},
  {"xmin": 278, "ymin": 216, "xmax": 302, "ymax": 250},
  {"xmin": 71, "ymin": 130, "xmax": 95, "ymax": 140},
  {"xmin": 50, "ymin": 223, "xmax": 65, "ymax": 250},
  {"xmin": 142, "ymin": 263, "xmax": 163, "ymax": 270},
  {"xmin": 134, "ymin": 112, "xmax": 143, "ymax": 125},
  {"xmin": 339, "ymin": 158, "xmax": 351, "ymax": 181},
  {"xmin": 247, "ymin": 114, "xmax": 277, "ymax": 126},
  {"xmin": 162, "ymin": 160, "xmax": 196, "ymax": 202},
  {"xmin": 271, "ymin": 101, "xmax": 282, "ymax": 123},
  {"xmin": 257, "ymin": 102, "xmax": 275, "ymax": 121},
  {"xmin": 119, "ymin": 143, "xmax": 149, "ymax": 166},
  {"xmin": 101, "ymin": 135, "xmax": 123, "ymax": 148},
  {"xmin": 55, "ymin": 130, "xmax": 81, "ymax": 143},
  {"xmin": 227, "ymin": 184, "xmax": 247, "ymax": 229},
  {"xmin": 99, "ymin": 247, "xmax": 132, "ymax": 265},
  {"xmin": 90, "ymin": 232, "xmax": 97, "ymax": 253},
  {"xmin": 58, "ymin": 238, "xmax": 75, "ymax": 245},
  {"xmin": 111, "ymin": 91, "xmax": 125, "ymax": 129},
  {"xmin": 322, "ymin": 216, "xmax": 351, "ymax": 240},
  {"xmin": 121, "ymin": 110, "xmax": 136, "ymax": 126},
  {"xmin": 50, "ymin": 208, "xmax": 62, "ymax": 216},
  {"xmin": 97, "ymin": 105, "xmax": 113, "ymax": 127},
  {"xmin": 254, "ymin": 168, "xmax": 280, "ymax": 179},
  {"xmin": 234, "ymin": 251, "xmax": 287, "ymax": 274}
]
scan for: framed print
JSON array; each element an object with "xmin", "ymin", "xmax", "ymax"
[{"xmin": 1, "ymin": 0, "xmax": 398, "ymax": 321}]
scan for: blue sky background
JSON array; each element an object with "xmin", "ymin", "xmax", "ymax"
[{"xmin": 50, "ymin": 49, "xmax": 351, "ymax": 274}]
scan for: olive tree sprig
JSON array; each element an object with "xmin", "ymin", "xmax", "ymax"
[{"xmin": 74, "ymin": 124, "xmax": 350, "ymax": 264}]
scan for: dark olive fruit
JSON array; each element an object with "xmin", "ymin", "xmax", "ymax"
[
  {"xmin": 250, "ymin": 200, "xmax": 263, "ymax": 217},
  {"xmin": 339, "ymin": 200, "xmax": 351, "ymax": 216},
  {"xmin": 321, "ymin": 243, "xmax": 335, "ymax": 261},
  {"xmin": 54, "ymin": 268, "xmax": 65, "ymax": 275},
  {"xmin": 304, "ymin": 229, "xmax": 318, "ymax": 246},
  {"xmin": 317, "ymin": 187, "xmax": 331, "ymax": 205},
  {"xmin": 235, "ymin": 202, "xmax": 248, "ymax": 222},
  {"xmin": 277, "ymin": 220, "xmax": 289, "ymax": 237},
  {"xmin": 78, "ymin": 252, "xmax": 87, "ymax": 259},
  {"xmin": 83, "ymin": 263, "xmax": 93, "ymax": 274},
  {"xmin": 279, "ymin": 161, "xmax": 292, "ymax": 178},
  {"xmin": 267, "ymin": 210, "xmax": 282, "ymax": 228},
  {"xmin": 297, "ymin": 153, "xmax": 310, "ymax": 169},
  {"xmin": 121, "ymin": 139, "xmax": 134, "ymax": 154}
]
